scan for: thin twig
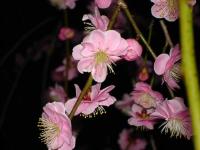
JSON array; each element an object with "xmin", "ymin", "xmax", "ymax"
[{"xmin": 159, "ymin": 20, "xmax": 173, "ymax": 48}]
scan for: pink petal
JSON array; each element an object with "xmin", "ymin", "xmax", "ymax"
[
  {"xmin": 65, "ymin": 98, "xmax": 77, "ymax": 115},
  {"xmin": 90, "ymin": 84, "xmax": 102, "ymax": 100},
  {"xmin": 91, "ymin": 63, "xmax": 107, "ymax": 82},
  {"xmin": 77, "ymin": 58, "xmax": 94, "ymax": 73},
  {"xmin": 131, "ymin": 104, "xmax": 143, "ymax": 114},
  {"xmin": 154, "ymin": 54, "xmax": 170, "ymax": 75},
  {"xmin": 81, "ymin": 102, "xmax": 99, "ymax": 115},
  {"xmin": 164, "ymin": 6, "xmax": 178, "ymax": 22},
  {"xmin": 49, "ymin": 137, "xmax": 64, "ymax": 149},
  {"xmin": 72, "ymin": 44, "xmax": 84, "ymax": 60},
  {"xmin": 113, "ymin": 38, "xmax": 129, "ymax": 56},
  {"xmin": 104, "ymin": 30, "xmax": 121, "ymax": 52},
  {"xmin": 167, "ymin": 97, "xmax": 187, "ymax": 114},
  {"xmin": 65, "ymin": 98, "xmax": 90, "ymax": 115},
  {"xmin": 81, "ymin": 42, "xmax": 96, "ymax": 57},
  {"xmin": 95, "ymin": 0, "xmax": 112, "ymax": 9},
  {"xmin": 86, "ymin": 30, "xmax": 105, "ymax": 49},
  {"xmin": 134, "ymin": 82, "xmax": 151, "ymax": 92},
  {"xmin": 151, "ymin": 4, "xmax": 168, "ymax": 19},
  {"xmin": 98, "ymin": 96, "xmax": 116, "ymax": 106}
]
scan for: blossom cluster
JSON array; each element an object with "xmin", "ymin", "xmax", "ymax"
[{"xmin": 37, "ymin": 0, "xmax": 197, "ymax": 149}]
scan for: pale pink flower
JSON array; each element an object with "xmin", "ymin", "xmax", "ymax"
[
  {"xmin": 128, "ymin": 104, "xmax": 156, "ymax": 129},
  {"xmin": 38, "ymin": 102, "xmax": 76, "ymax": 150},
  {"xmin": 82, "ymin": 6, "xmax": 109, "ymax": 31},
  {"xmin": 131, "ymin": 82, "xmax": 164, "ymax": 109},
  {"xmin": 118, "ymin": 129, "xmax": 147, "ymax": 150},
  {"xmin": 154, "ymin": 44, "xmax": 181, "ymax": 90},
  {"xmin": 115, "ymin": 94, "xmax": 134, "ymax": 115},
  {"xmin": 49, "ymin": 0, "xmax": 77, "ymax": 9},
  {"xmin": 122, "ymin": 39, "xmax": 143, "ymax": 61},
  {"xmin": 151, "ymin": 0, "xmax": 196, "ymax": 22},
  {"xmin": 52, "ymin": 57, "xmax": 78, "ymax": 82},
  {"xmin": 58, "ymin": 27, "xmax": 75, "ymax": 41},
  {"xmin": 95, "ymin": 0, "xmax": 112, "ymax": 9},
  {"xmin": 49, "ymin": 84, "xmax": 67, "ymax": 103},
  {"xmin": 152, "ymin": 97, "xmax": 192, "ymax": 139},
  {"xmin": 72, "ymin": 29, "xmax": 128, "ymax": 82},
  {"xmin": 65, "ymin": 84, "xmax": 116, "ymax": 117}
]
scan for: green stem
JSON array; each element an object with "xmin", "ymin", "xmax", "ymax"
[
  {"xmin": 120, "ymin": 0, "xmax": 157, "ymax": 59},
  {"xmin": 148, "ymin": 20, "xmax": 154, "ymax": 44},
  {"xmin": 179, "ymin": 1, "xmax": 200, "ymax": 150},
  {"xmin": 150, "ymin": 134, "xmax": 157, "ymax": 150},
  {"xmin": 159, "ymin": 20, "xmax": 173, "ymax": 48},
  {"xmin": 162, "ymin": 40, "xmax": 168, "ymax": 53},
  {"xmin": 107, "ymin": 2, "xmax": 121, "ymax": 30},
  {"xmin": 68, "ymin": 2, "xmax": 121, "ymax": 120}
]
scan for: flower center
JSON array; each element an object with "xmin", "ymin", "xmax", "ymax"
[
  {"xmin": 95, "ymin": 51, "xmax": 109, "ymax": 64},
  {"xmin": 137, "ymin": 109, "xmax": 150, "ymax": 119},
  {"xmin": 168, "ymin": 0, "xmax": 178, "ymax": 10},
  {"xmin": 95, "ymin": 51, "xmax": 115, "ymax": 73},
  {"xmin": 83, "ymin": 89, "xmax": 91, "ymax": 101},
  {"xmin": 138, "ymin": 94, "xmax": 156, "ymax": 108},
  {"xmin": 38, "ymin": 118, "xmax": 60, "ymax": 146}
]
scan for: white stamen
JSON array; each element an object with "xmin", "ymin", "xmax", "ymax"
[
  {"xmin": 80, "ymin": 106, "xmax": 106, "ymax": 118},
  {"xmin": 38, "ymin": 118, "xmax": 60, "ymax": 146},
  {"xmin": 170, "ymin": 63, "xmax": 181, "ymax": 82},
  {"xmin": 160, "ymin": 118, "xmax": 187, "ymax": 138}
]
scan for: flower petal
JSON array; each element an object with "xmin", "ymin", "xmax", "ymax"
[
  {"xmin": 154, "ymin": 54, "xmax": 170, "ymax": 75},
  {"xmin": 77, "ymin": 58, "xmax": 94, "ymax": 73},
  {"xmin": 91, "ymin": 63, "xmax": 107, "ymax": 82},
  {"xmin": 72, "ymin": 44, "xmax": 84, "ymax": 60}
]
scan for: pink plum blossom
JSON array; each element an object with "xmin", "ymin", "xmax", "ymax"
[
  {"xmin": 52, "ymin": 56, "xmax": 78, "ymax": 82},
  {"xmin": 136, "ymin": 58, "xmax": 153, "ymax": 81},
  {"xmin": 151, "ymin": 0, "xmax": 196, "ymax": 22},
  {"xmin": 72, "ymin": 29, "xmax": 128, "ymax": 82},
  {"xmin": 58, "ymin": 27, "xmax": 75, "ymax": 41},
  {"xmin": 38, "ymin": 102, "xmax": 76, "ymax": 150},
  {"xmin": 95, "ymin": 0, "xmax": 112, "ymax": 9},
  {"xmin": 131, "ymin": 82, "xmax": 164, "ymax": 109},
  {"xmin": 122, "ymin": 39, "xmax": 143, "ymax": 61},
  {"xmin": 49, "ymin": 84, "xmax": 67, "ymax": 103},
  {"xmin": 115, "ymin": 94, "xmax": 135, "ymax": 115},
  {"xmin": 154, "ymin": 44, "xmax": 181, "ymax": 90},
  {"xmin": 49, "ymin": 0, "xmax": 77, "ymax": 9},
  {"xmin": 128, "ymin": 104, "xmax": 156, "ymax": 129},
  {"xmin": 152, "ymin": 97, "xmax": 192, "ymax": 139},
  {"xmin": 118, "ymin": 129, "xmax": 147, "ymax": 150},
  {"xmin": 65, "ymin": 84, "xmax": 116, "ymax": 117},
  {"xmin": 82, "ymin": 6, "xmax": 109, "ymax": 31}
]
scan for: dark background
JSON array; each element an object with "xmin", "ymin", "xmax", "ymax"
[{"xmin": 0, "ymin": 0, "xmax": 199, "ymax": 149}]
